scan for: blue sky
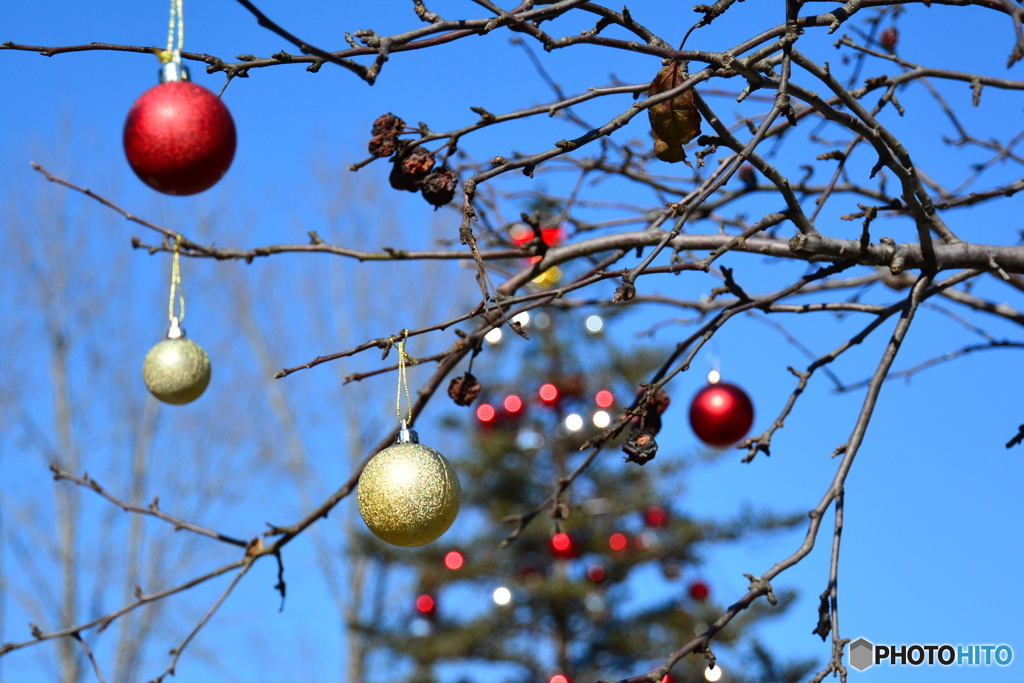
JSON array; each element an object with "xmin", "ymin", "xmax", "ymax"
[{"xmin": 2, "ymin": 2, "xmax": 1023, "ymax": 682}]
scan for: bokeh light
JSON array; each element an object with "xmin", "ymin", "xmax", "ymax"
[
  {"xmin": 493, "ymin": 587, "xmax": 512, "ymax": 606},
  {"xmin": 689, "ymin": 580, "xmax": 710, "ymax": 601},
  {"xmin": 444, "ymin": 551, "xmax": 464, "ymax": 570},
  {"xmin": 415, "ymin": 594, "xmax": 435, "ymax": 613},
  {"xmin": 592, "ymin": 410, "xmax": 610, "ymax": 428},
  {"xmin": 476, "ymin": 403, "xmax": 496, "ymax": 423},
  {"xmin": 565, "ymin": 414, "xmax": 583, "ymax": 431},
  {"xmin": 595, "ymin": 389, "xmax": 614, "ymax": 408},
  {"xmin": 539, "ymin": 383, "xmax": 559, "ymax": 403},
  {"xmin": 551, "ymin": 533, "xmax": 572, "ymax": 553},
  {"xmin": 645, "ymin": 507, "xmax": 668, "ymax": 528}
]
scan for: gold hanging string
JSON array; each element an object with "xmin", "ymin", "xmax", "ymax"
[
  {"xmin": 165, "ymin": 0, "xmax": 184, "ymax": 62},
  {"xmin": 168, "ymin": 235, "xmax": 185, "ymax": 324},
  {"xmin": 395, "ymin": 332, "xmax": 415, "ymax": 425}
]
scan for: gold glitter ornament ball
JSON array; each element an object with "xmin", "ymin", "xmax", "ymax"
[
  {"xmin": 142, "ymin": 325, "xmax": 211, "ymax": 405},
  {"xmin": 358, "ymin": 429, "xmax": 461, "ymax": 547}
]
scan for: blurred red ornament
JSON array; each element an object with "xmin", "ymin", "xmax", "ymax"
[
  {"xmin": 510, "ymin": 224, "xmax": 566, "ymax": 248},
  {"xmin": 415, "ymin": 594, "xmax": 436, "ymax": 615},
  {"xmin": 420, "ymin": 568, "xmax": 438, "ymax": 588},
  {"xmin": 539, "ymin": 383, "xmax": 560, "ymax": 404},
  {"xmin": 587, "ymin": 564, "xmax": 606, "ymax": 583},
  {"xmin": 124, "ymin": 79, "xmax": 236, "ymax": 196},
  {"xmin": 540, "ymin": 225, "xmax": 566, "ymax": 246},
  {"xmin": 608, "ymin": 533, "xmax": 628, "ymax": 552},
  {"xmin": 444, "ymin": 551, "xmax": 464, "ymax": 570},
  {"xmin": 550, "ymin": 533, "xmax": 576, "ymax": 558},
  {"xmin": 738, "ymin": 163, "xmax": 756, "ymax": 186},
  {"xmin": 661, "ymin": 675, "xmax": 674, "ymax": 683},
  {"xmin": 688, "ymin": 580, "xmax": 710, "ymax": 601},
  {"xmin": 880, "ymin": 26, "xmax": 898, "ymax": 51},
  {"xmin": 517, "ymin": 565, "xmax": 543, "ymax": 584},
  {"xmin": 645, "ymin": 506, "xmax": 669, "ymax": 528},
  {"xmin": 595, "ymin": 389, "xmax": 614, "ymax": 408},
  {"xmin": 509, "ymin": 224, "xmax": 534, "ymax": 246},
  {"xmin": 504, "ymin": 394, "xmax": 524, "ymax": 413},
  {"xmin": 688, "ymin": 382, "xmax": 754, "ymax": 447},
  {"xmin": 561, "ymin": 375, "xmax": 585, "ymax": 399},
  {"xmin": 550, "ymin": 675, "xmax": 570, "ymax": 683},
  {"xmin": 476, "ymin": 403, "xmax": 497, "ymax": 423}
]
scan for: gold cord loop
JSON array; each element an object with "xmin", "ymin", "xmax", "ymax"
[
  {"xmin": 168, "ymin": 235, "xmax": 185, "ymax": 324},
  {"xmin": 395, "ymin": 331, "xmax": 414, "ymax": 425},
  {"xmin": 165, "ymin": 0, "xmax": 184, "ymax": 62}
]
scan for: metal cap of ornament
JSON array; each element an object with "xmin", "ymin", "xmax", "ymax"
[
  {"xmin": 142, "ymin": 235, "xmax": 211, "ymax": 405},
  {"xmin": 357, "ymin": 334, "xmax": 461, "ymax": 547}
]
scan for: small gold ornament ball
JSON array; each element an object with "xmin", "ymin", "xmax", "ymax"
[
  {"xmin": 358, "ymin": 439, "xmax": 461, "ymax": 547},
  {"xmin": 142, "ymin": 336, "xmax": 211, "ymax": 405}
]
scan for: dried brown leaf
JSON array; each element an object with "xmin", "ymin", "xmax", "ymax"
[{"xmin": 648, "ymin": 62, "xmax": 702, "ymax": 163}]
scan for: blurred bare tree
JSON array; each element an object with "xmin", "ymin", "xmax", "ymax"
[{"xmin": 3, "ymin": 1, "xmax": 1024, "ymax": 682}]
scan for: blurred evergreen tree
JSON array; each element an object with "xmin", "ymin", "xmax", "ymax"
[{"xmin": 353, "ymin": 302, "xmax": 816, "ymax": 683}]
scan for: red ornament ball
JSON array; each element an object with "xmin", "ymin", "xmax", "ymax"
[
  {"xmin": 880, "ymin": 26, "xmax": 898, "ymax": 51},
  {"xmin": 550, "ymin": 532, "xmax": 576, "ymax": 559},
  {"xmin": 124, "ymin": 81, "xmax": 236, "ymax": 195},
  {"xmin": 645, "ymin": 506, "xmax": 669, "ymax": 528},
  {"xmin": 540, "ymin": 225, "xmax": 566, "ymax": 246},
  {"xmin": 539, "ymin": 383, "xmax": 560, "ymax": 404},
  {"xmin": 688, "ymin": 382, "xmax": 754, "ymax": 447},
  {"xmin": 415, "ymin": 593, "xmax": 436, "ymax": 616},
  {"xmin": 443, "ymin": 551, "xmax": 464, "ymax": 570},
  {"xmin": 476, "ymin": 403, "xmax": 497, "ymax": 423},
  {"xmin": 688, "ymin": 579, "xmax": 710, "ymax": 601}
]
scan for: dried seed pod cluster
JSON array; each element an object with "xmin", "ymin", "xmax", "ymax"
[
  {"xmin": 368, "ymin": 113, "xmax": 459, "ymax": 208},
  {"xmin": 447, "ymin": 371, "xmax": 482, "ymax": 406},
  {"xmin": 421, "ymin": 168, "xmax": 459, "ymax": 209},
  {"xmin": 623, "ymin": 386, "xmax": 671, "ymax": 466},
  {"xmin": 368, "ymin": 113, "xmax": 404, "ymax": 158},
  {"xmin": 390, "ymin": 145, "xmax": 435, "ymax": 192}
]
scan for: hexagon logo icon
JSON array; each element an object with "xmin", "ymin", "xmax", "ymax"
[{"xmin": 849, "ymin": 638, "xmax": 874, "ymax": 671}]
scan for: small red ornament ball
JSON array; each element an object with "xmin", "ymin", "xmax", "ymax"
[
  {"xmin": 688, "ymin": 382, "xmax": 754, "ymax": 447},
  {"xmin": 415, "ymin": 593, "xmax": 437, "ymax": 619},
  {"xmin": 880, "ymin": 26, "xmax": 898, "ymax": 52},
  {"xmin": 688, "ymin": 579, "xmax": 710, "ymax": 601},
  {"xmin": 550, "ymin": 532, "xmax": 576, "ymax": 559},
  {"xmin": 645, "ymin": 506, "xmax": 669, "ymax": 528},
  {"xmin": 124, "ymin": 82, "xmax": 236, "ymax": 195}
]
